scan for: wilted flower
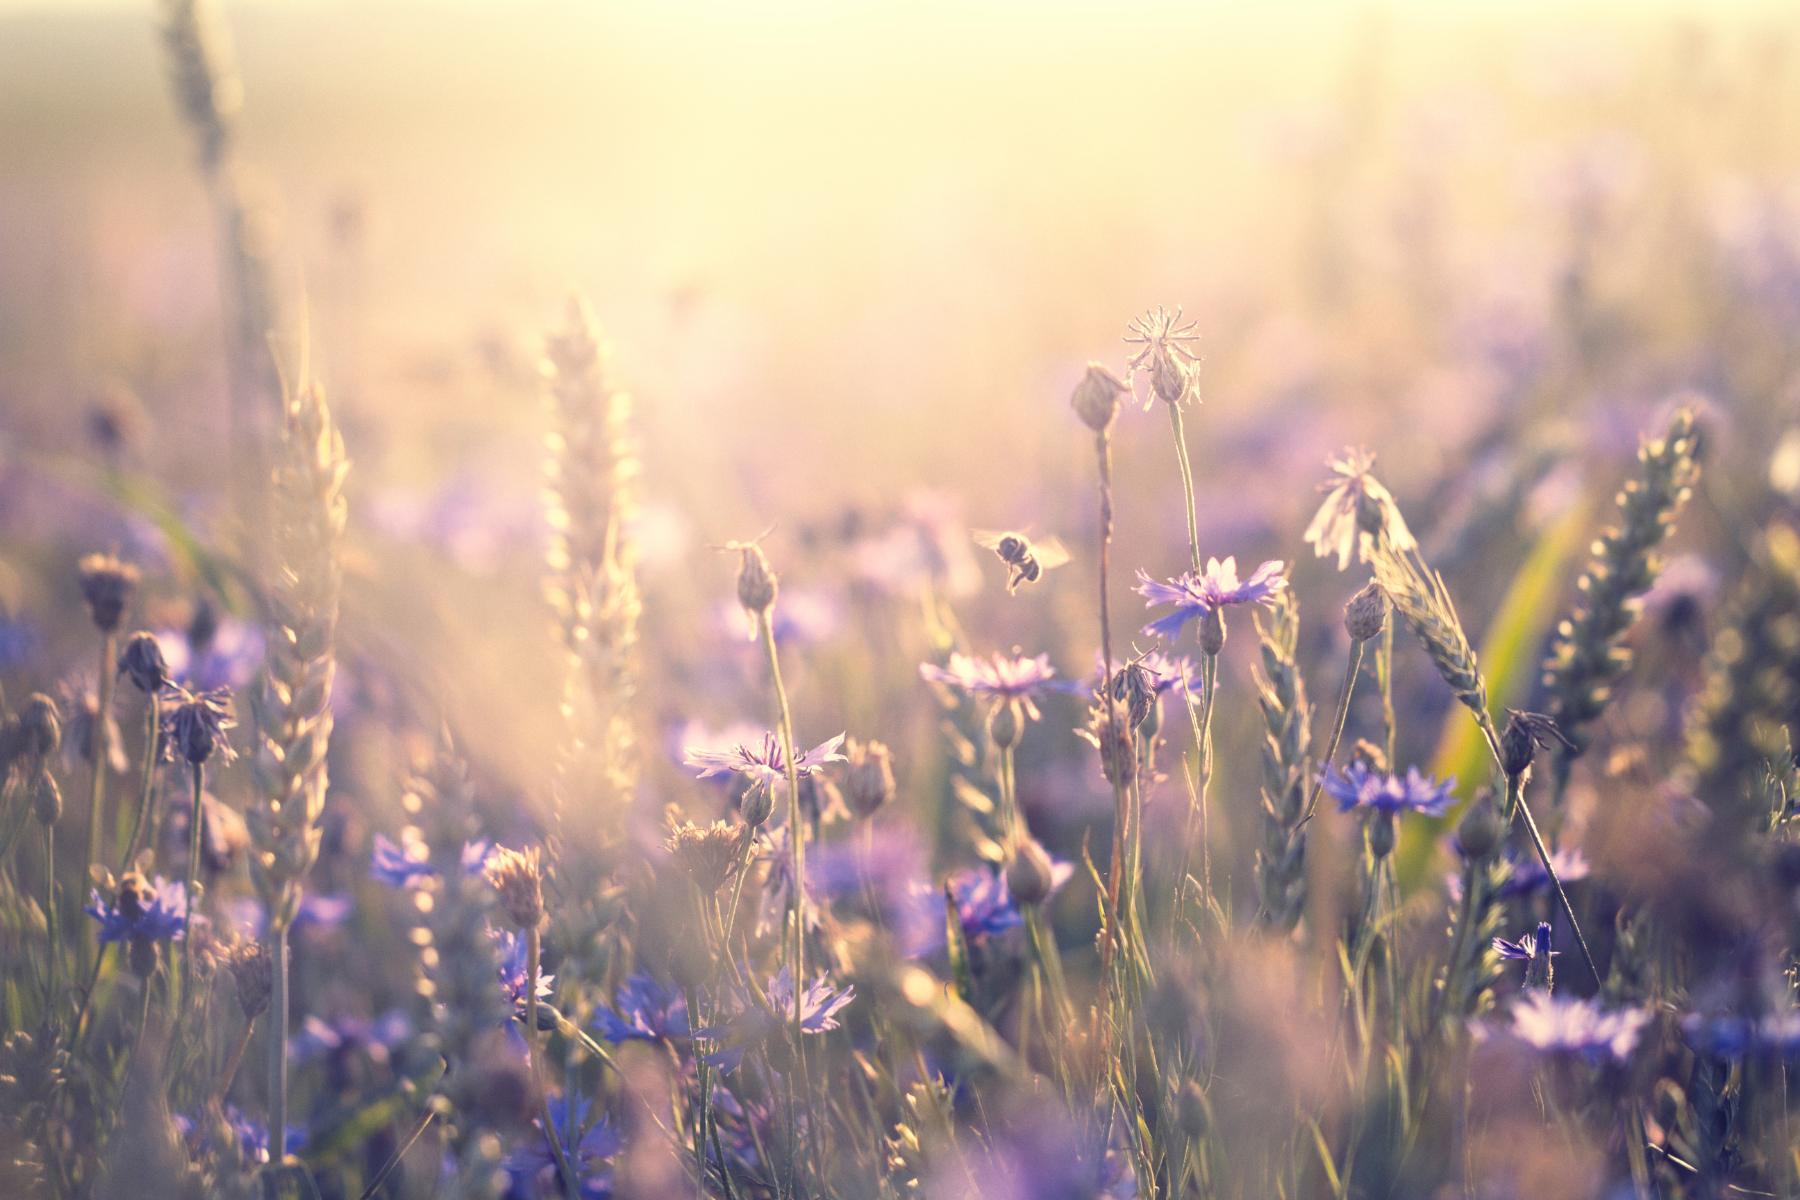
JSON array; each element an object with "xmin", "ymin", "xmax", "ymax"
[
  {"xmin": 1319, "ymin": 762, "xmax": 1457, "ymax": 817},
  {"xmin": 117, "ymin": 631, "xmax": 171, "ymax": 696},
  {"xmin": 685, "ymin": 731, "xmax": 847, "ymax": 790},
  {"xmin": 1135, "ymin": 558, "xmax": 1287, "ymax": 649},
  {"xmin": 85, "ymin": 873, "xmax": 187, "ymax": 943},
  {"xmin": 1494, "ymin": 922, "xmax": 1558, "ymax": 962},
  {"xmin": 1506, "ymin": 991, "xmax": 1651, "ymax": 1062},
  {"xmin": 1304, "ymin": 447, "xmax": 1417, "ymax": 570},
  {"xmin": 665, "ymin": 817, "xmax": 745, "ymax": 891},
  {"xmin": 591, "ymin": 972, "xmax": 691, "ymax": 1044},
  {"xmin": 77, "ymin": 553, "xmax": 139, "ymax": 633},
  {"xmin": 485, "ymin": 844, "xmax": 546, "ymax": 929},
  {"xmin": 1125, "ymin": 306, "xmax": 1201, "ymax": 407},
  {"xmin": 162, "ymin": 684, "xmax": 236, "ymax": 765},
  {"xmin": 225, "ymin": 939, "xmax": 273, "ymax": 1018},
  {"xmin": 1500, "ymin": 708, "xmax": 1576, "ymax": 779}
]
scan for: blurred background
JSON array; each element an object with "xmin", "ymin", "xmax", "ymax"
[{"xmin": 2, "ymin": 0, "xmax": 1797, "ymax": 878}]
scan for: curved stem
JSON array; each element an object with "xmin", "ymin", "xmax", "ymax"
[
  {"xmin": 43, "ymin": 821, "xmax": 58, "ymax": 1019},
  {"xmin": 122, "ymin": 698, "xmax": 160, "ymax": 868},
  {"xmin": 268, "ymin": 923, "xmax": 289, "ymax": 1161},
  {"xmin": 1166, "ymin": 404, "xmax": 1202, "ymax": 575},
  {"xmin": 180, "ymin": 763, "xmax": 203, "ymax": 1025},
  {"xmin": 84, "ymin": 632, "xmax": 116, "ymax": 974},
  {"xmin": 1095, "ymin": 428, "xmax": 1130, "ymax": 975},
  {"xmin": 1377, "ymin": 621, "xmax": 1395, "ymax": 771},
  {"xmin": 1301, "ymin": 641, "xmax": 1366, "ymax": 822}
]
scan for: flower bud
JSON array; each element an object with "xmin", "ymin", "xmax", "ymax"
[
  {"xmin": 988, "ymin": 701, "xmax": 1022, "ymax": 752},
  {"xmin": 1367, "ymin": 810, "xmax": 1396, "ymax": 860},
  {"xmin": 1178, "ymin": 1080, "xmax": 1212, "ymax": 1138},
  {"xmin": 1501, "ymin": 717, "xmax": 1536, "ymax": 780},
  {"xmin": 1005, "ymin": 838, "xmax": 1055, "ymax": 906},
  {"xmin": 1111, "ymin": 662, "xmax": 1156, "ymax": 731},
  {"xmin": 483, "ymin": 845, "xmax": 545, "ymax": 929},
  {"xmin": 735, "ymin": 544, "xmax": 778, "ymax": 615},
  {"xmin": 740, "ymin": 785, "xmax": 775, "ymax": 827},
  {"xmin": 31, "ymin": 771, "xmax": 61, "ymax": 827},
  {"xmin": 1197, "ymin": 607, "xmax": 1226, "ymax": 656},
  {"xmin": 18, "ymin": 694, "xmax": 61, "ymax": 762},
  {"xmin": 1078, "ymin": 703, "xmax": 1136, "ymax": 787},
  {"xmin": 1151, "ymin": 349, "xmax": 1189, "ymax": 407},
  {"xmin": 1070, "ymin": 363, "xmax": 1128, "ymax": 433},
  {"xmin": 227, "ymin": 940, "xmax": 274, "ymax": 1018},
  {"xmin": 1455, "ymin": 788, "xmax": 1505, "ymax": 862},
  {"xmin": 1343, "ymin": 581, "xmax": 1386, "ymax": 643},
  {"xmin": 77, "ymin": 553, "xmax": 139, "ymax": 633},
  {"xmin": 842, "ymin": 738, "xmax": 896, "ymax": 818},
  {"xmin": 118, "ymin": 631, "xmax": 170, "ymax": 696}
]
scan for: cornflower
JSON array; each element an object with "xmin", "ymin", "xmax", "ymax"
[
  {"xmin": 591, "ymin": 971, "xmax": 691, "ymax": 1044},
  {"xmin": 919, "ymin": 650, "xmax": 1058, "ymax": 750},
  {"xmin": 85, "ymin": 874, "xmax": 188, "ymax": 943},
  {"xmin": 1318, "ymin": 762, "xmax": 1458, "ymax": 818},
  {"xmin": 1124, "ymin": 306, "xmax": 1201, "ymax": 407},
  {"xmin": 505, "ymin": 1093, "xmax": 622, "ymax": 1200},
  {"xmin": 704, "ymin": 967, "xmax": 855, "ymax": 1073},
  {"xmin": 492, "ymin": 928, "xmax": 556, "ymax": 1014},
  {"xmin": 1506, "ymin": 991, "xmax": 1652, "ymax": 1063},
  {"xmin": 162, "ymin": 684, "xmax": 237, "ymax": 765},
  {"xmin": 684, "ymin": 731, "xmax": 847, "ymax": 790},
  {"xmin": 1304, "ymin": 446, "xmax": 1417, "ymax": 570},
  {"xmin": 1135, "ymin": 558, "xmax": 1286, "ymax": 653},
  {"xmin": 368, "ymin": 831, "xmax": 491, "ymax": 889}
]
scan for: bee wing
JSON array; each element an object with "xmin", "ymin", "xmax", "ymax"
[
  {"xmin": 971, "ymin": 528, "xmax": 1010, "ymax": 551},
  {"xmin": 1032, "ymin": 536, "xmax": 1072, "ymax": 570}
]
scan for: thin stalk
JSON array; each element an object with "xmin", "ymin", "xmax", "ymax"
[
  {"xmin": 357, "ymin": 1108, "xmax": 436, "ymax": 1200},
  {"xmin": 212, "ymin": 1012, "xmax": 256, "ymax": 1107},
  {"xmin": 1174, "ymin": 654, "xmax": 1218, "ymax": 930},
  {"xmin": 1377, "ymin": 622, "xmax": 1395, "ymax": 770},
  {"xmin": 120, "ymin": 966, "xmax": 154, "ymax": 1102},
  {"xmin": 180, "ymin": 763, "xmax": 203, "ymax": 1023},
  {"xmin": 1166, "ymin": 403, "xmax": 1203, "ymax": 575},
  {"xmin": 268, "ymin": 924, "xmax": 288, "ymax": 1163},
  {"xmin": 1094, "ymin": 427, "xmax": 1130, "ymax": 975},
  {"xmin": 528, "ymin": 924, "xmax": 579, "ymax": 1200},
  {"xmin": 687, "ymin": 984, "xmax": 711, "ymax": 1200},
  {"xmin": 1301, "ymin": 642, "xmax": 1365, "ymax": 822},
  {"xmin": 42, "ymin": 821, "xmax": 58, "ymax": 1018},
  {"xmin": 121, "ymin": 698, "xmax": 160, "ymax": 867},
  {"xmin": 84, "ymin": 632, "xmax": 117, "ymax": 973}
]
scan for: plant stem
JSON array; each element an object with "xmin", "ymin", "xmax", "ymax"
[
  {"xmin": 122, "ymin": 697, "xmax": 160, "ymax": 868},
  {"xmin": 212, "ymin": 1012, "xmax": 256, "ymax": 1107},
  {"xmin": 84, "ymin": 632, "xmax": 116, "ymax": 975},
  {"xmin": 1166, "ymin": 403, "xmax": 1203, "ymax": 575},
  {"xmin": 1301, "ymin": 642, "xmax": 1366, "ymax": 822},
  {"xmin": 1094, "ymin": 427, "xmax": 1131, "ymax": 976},
  {"xmin": 268, "ymin": 923, "xmax": 288, "ymax": 1163},
  {"xmin": 527, "ymin": 924, "xmax": 578, "ymax": 1200},
  {"xmin": 181, "ymin": 763, "xmax": 203, "ymax": 1026},
  {"xmin": 1377, "ymin": 621, "xmax": 1395, "ymax": 770},
  {"xmin": 43, "ymin": 821, "xmax": 58, "ymax": 1019}
]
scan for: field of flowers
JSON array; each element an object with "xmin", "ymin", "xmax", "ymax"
[{"xmin": 7, "ymin": 2, "xmax": 1800, "ymax": 1197}]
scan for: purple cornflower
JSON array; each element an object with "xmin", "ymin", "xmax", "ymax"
[
  {"xmin": 504, "ymin": 1093, "xmax": 621, "ymax": 1200},
  {"xmin": 174, "ymin": 1104, "xmax": 306, "ymax": 1165},
  {"xmin": 592, "ymin": 972, "xmax": 692, "ymax": 1044},
  {"xmin": 493, "ymin": 928, "xmax": 555, "ymax": 1012},
  {"xmin": 1304, "ymin": 447, "xmax": 1417, "ymax": 570},
  {"xmin": 289, "ymin": 1010, "xmax": 411, "ymax": 1066},
  {"xmin": 1319, "ymin": 762, "xmax": 1457, "ymax": 818},
  {"xmin": 685, "ymin": 731, "xmax": 847, "ymax": 789},
  {"xmin": 1493, "ymin": 922, "xmax": 1558, "ymax": 962},
  {"xmin": 920, "ymin": 652, "xmax": 1057, "ymax": 711},
  {"xmin": 1508, "ymin": 991, "xmax": 1651, "ymax": 1063},
  {"xmin": 704, "ymin": 967, "xmax": 855, "ymax": 1074},
  {"xmin": 85, "ymin": 875, "xmax": 187, "ymax": 943},
  {"xmin": 1054, "ymin": 650, "xmax": 1204, "ymax": 702},
  {"xmin": 162, "ymin": 684, "xmax": 236, "ymax": 766},
  {"xmin": 904, "ymin": 867, "xmax": 1028, "ymax": 957},
  {"xmin": 1135, "ymin": 558, "xmax": 1286, "ymax": 643}
]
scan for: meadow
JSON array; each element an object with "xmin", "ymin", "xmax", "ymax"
[{"xmin": 4, "ymin": 2, "xmax": 1800, "ymax": 1197}]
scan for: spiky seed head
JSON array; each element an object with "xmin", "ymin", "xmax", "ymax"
[
  {"xmin": 31, "ymin": 771, "xmax": 60, "ymax": 827},
  {"xmin": 118, "ymin": 632, "xmax": 170, "ymax": 696},
  {"xmin": 1368, "ymin": 809, "xmax": 1396, "ymax": 859},
  {"xmin": 1344, "ymin": 581, "xmax": 1387, "ymax": 643},
  {"xmin": 1198, "ymin": 607, "xmax": 1226, "ymax": 656},
  {"xmin": 1005, "ymin": 837, "xmax": 1055, "ymax": 906},
  {"xmin": 1501, "ymin": 709, "xmax": 1575, "ymax": 781},
  {"xmin": 665, "ymin": 820, "xmax": 743, "ymax": 892},
  {"xmin": 483, "ymin": 845, "xmax": 545, "ymax": 929},
  {"xmin": 735, "ymin": 544, "xmax": 778, "ymax": 615},
  {"xmin": 1078, "ymin": 702, "xmax": 1136, "ymax": 787},
  {"xmin": 77, "ymin": 553, "xmax": 139, "ymax": 633},
  {"xmin": 1112, "ymin": 662, "xmax": 1157, "ymax": 730},
  {"xmin": 1070, "ymin": 363, "xmax": 1128, "ymax": 432},
  {"xmin": 1455, "ymin": 788, "xmax": 1505, "ymax": 861},
  {"xmin": 168, "ymin": 689, "xmax": 234, "ymax": 765},
  {"xmin": 843, "ymin": 738, "xmax": 896, "ymax": 818},
  {"xmin": 988, "ymin": 699, "xmax": 1023, "ymax": 752},
  {"xmin": 1178, "ymin": 1081, "xmax": 1212, "ymax": 1138},
  {"xmin": 18, "ymin": 694, "xmax": 60, "ymax": 763},
  {"xmin": 227, "ymin": 939, "xmax": 273, "ymax": 1017}
]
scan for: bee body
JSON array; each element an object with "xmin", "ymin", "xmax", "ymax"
[{"xmin": 972, "ymin": 529, "xmax": 1070, "ymax": 595}]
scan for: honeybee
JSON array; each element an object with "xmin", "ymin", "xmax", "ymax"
[{"xmin": 972, "ymin": 529, "xmax": 1070, "ymax": 594}]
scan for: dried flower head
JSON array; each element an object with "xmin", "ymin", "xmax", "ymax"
[
  {"xmin": 1500, "ymin": 709, "xmax": 1576, "ymax": 781},
  {"xmin": 164, "ymin": 685, "xmax": 236, "ymax": 765},
  {"xmin": 728, "ymin": 540, "xmax": 778, "ymax": 615},
  {"xmin": 483, "ymin": 844, "xmax": 546, "ymax": 929},
  {"xmin": 841, "ymin": 738, "xmax": 896, "ymax": 818},
  {"xmin": 1070, "ymin": 362, "xmax": 1129, "ymax": 432},
  {"xmin": 1304, "ymin": 448, "xmax": 1417, "ymax": 571},
  {"xmin": 77, "ymin": 553, "xmax": 140, "ymax": 633},
  {"xmin": 665, "ymin": 817, "xmax": 745, "ymax": 891},
  {"xmin": 1077, "ymin": 701, "xmax": 1137, "ymax": 787},
  {"xmin": 1343, "ymin": 580, "xmax": 1387, "ymax": 643},
  {"xmin": 17, "ymin": 693, "xmax": 61, "ymax": 763},
  {"xmin": 226, "ymin": 939, "xmax": 273, "ymax": 1017},
  {"xmin": 118, "ymin": 631, "xmax": 171, "ymax": 696},
  {"xmin": 1124, "ymin": 307, "xmax": 1200, "ymax": 408}
]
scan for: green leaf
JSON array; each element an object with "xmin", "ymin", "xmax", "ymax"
[{"xmin": 1395, "ymin": 496, "xmax": 1595, "ymax": 893}]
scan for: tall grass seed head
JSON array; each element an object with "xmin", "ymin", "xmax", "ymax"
[
  {"xmin": 1344, "ymin": 580, "xmax": 1387, "ymax": 643},
  {"xmin": 77, "ymin": 552, "xmax": 139, "ymax": 633},
  {"xmin": 1071, "ymin": 362, "xmax": 1128, "ymax": 432},
  {"xmin": 118, "ymin": 630, "xmax": 170, "ymax": 695},
  {"xmin": 483, "ymin": 844, "xmax": 545, "ymax": 929},
  {"xmin": 842, "ymin": 737, "xmax": 896, "ymax": 818}
]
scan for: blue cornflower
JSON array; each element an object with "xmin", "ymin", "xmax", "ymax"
[
  {"xmin": 1507, "ymin": 991, "xmax": 1651, "ymax": 1063},
  {"xmin": 505, "ymin": 1093, "xmax": 621, "ymax": 1200},
  {"xmin": 1319, "ymin": 762, "xmax": 1457, "ymax": 818},
  {"xmin": 289, "ymin": 1009, "xmax": 411, "ymax": 1066},
  {"xmin": 702, "ymin": 968, "xmax": 855, "ymax": 1074},
  {"xmin": 225, "ymin": 891, "xmax": 353, "ymax": 940},
  {"xmin": 685, "ymin": 731, "xmax": 847, "ymax": 790},
  {"xmin": 918, "ymin": 651, "xmax": 1059, "ymax": 717},
  {"xmin": 174, "ymin": 1104, "xmax": 306, "ymax": 1165},
  {"xmin": 85, "ymin": 874, "xmax": 187, "ymax": 943},
  {"xmin": 1493, "ymin": 922, "xmax": 1558, "ymax": 962},
  {"xmin": 592, "ymin": 972, "xmax": 691, "ymax": 1044},
  {"xmin": 1135, "ymin": 558, "xmax": 1286, "ymax": 643},
  {"xmin": 904, "ymin": 867, "xmax": 1025, "ymax": 957},
  {"xmin": 369, "ymin": 832, "xmax": 492, "ymax": 889},
  {"xmin": 493, "ymin": 928, "xmax": 555, "ymax": 1012},
  {"xmin": 767, "ymin": 966, "xmax": 856, "ymax": 1034}
]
